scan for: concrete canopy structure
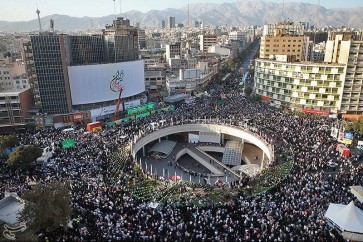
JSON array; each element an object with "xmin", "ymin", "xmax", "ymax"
[
  {"xmin": 148, "ymin": 140, "xmax": 177, "ymax": 158},
  {"xmin": 132, "ymin": 123, "xmax": 273, "ymax": 164}
]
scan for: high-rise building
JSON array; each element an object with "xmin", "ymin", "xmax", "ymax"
[
  {"xmin": 68, "ymin": 35, "xmax": 105, "ymax": 66},
  {"xmin": 169, "ymin": 16, "xmax": 175, "ymax": 29},
  {"xmin": 137, "ymin": 29, "xmax": 146, "ymax": 50},
  {"xmin": 195, "ymin": 21, "xmax": 201, "ymax": 28},
  {"xmin": 325, "ymin": 34, "xmax": 363, "ymax": 114},
  {"xmin": 102, "ymin": 17, "xmax": 139, "ymax": 63},
  {"xmin": 199, "ymin": 35, "xmax": 217, "ymax": 52},
  {"xmin": 161, "ymin": 20, "xmax": 166, "ymax": 29},
  {"xmin": 254, "ymin": 59, "xmax": 346, "ymax": 112},
  {"xmin": 166, "ymin": 43, "xmax": 182, "ymax": 62},
  {"xmin": 24, "ymin": 17, "xmax": 141, "ymax": 115},
  {"xmin": 260, "ymin": 28, "xmax": 309, "ymax": 62},
  {"xmin": 24, "ymin": 34, "xmax": 73, "ymax": 114}
]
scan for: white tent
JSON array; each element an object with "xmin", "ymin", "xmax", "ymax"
[
  {"xmin": 324, "ymin": 201, "xmax": 363, "ymax": 241},
  {"xmin": 351, "ymin": 186, "xmax": 363, "ymax": 203},
  {"xmin": 0, "ymin": 194, "xmax": 25, "ymax": 224}
]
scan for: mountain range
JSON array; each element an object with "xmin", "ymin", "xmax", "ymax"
[{"xmin": 1, "ymin": 0, "xmax": 363, "ymax": 32}]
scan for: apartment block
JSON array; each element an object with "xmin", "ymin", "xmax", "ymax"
[
  {"xmin": 0, "ymin": 88, "xmax": 32, "ymax": 126},
  {"xmin": 254, "ymin": 59, "xmax": 346, "ymax": 113},
  {"xmin": 199, "ymin": 35, "xmax": 217, "ymax": 53},
  {"xmin": 324, "ymin": 34, "xmax": 363, "ymax": 114},
  {"xmin": 260, "ymin": 32, "xmax": 309, "ymax": 61}
]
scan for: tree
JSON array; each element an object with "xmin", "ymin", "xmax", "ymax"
[
  {"xmin": 343, "ymin": 120, "xmax": 353, "ymax": 132},
  {"xmin": 0, "ymin": 135, "xmax": 19, "ymax": 153},
  {"xmin": 352, "ymin": 116, "xmax": 363, "ymax": 135},
  {"xmin": 20, "ymin": 181, "xmax": 72, "ymax": 232},
  {"xmin": 7, "ymin": 145, "xmax": 42, "ymax": 169},
  {"xmin": 225, "ymin": 58, "xmax": 235, "ymax": 72},
  {"xmin": 244, "ymin": 86, "xmax": 253, "ymax": 96}
]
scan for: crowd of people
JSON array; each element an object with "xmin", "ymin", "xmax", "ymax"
[{"xmin": 0, "ymin": 58, "xmax": 362, "ymax": 242}]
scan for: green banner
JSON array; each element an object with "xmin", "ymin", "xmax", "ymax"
[
  {"xmin": 61, "ymin": 139, "xmax": 76, "ymax": 149},
  {"xmin": 136, "ymin": 112, "xmax": 150, "ymax": 119},
  {"xmin": 106, "ymin": 121, "xmax": 116, "ymax": 127}
]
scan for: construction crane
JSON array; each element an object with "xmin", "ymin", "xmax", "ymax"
[{"xmin": 113, "ymin": 86, "xmax": 124, "ymax": 120}]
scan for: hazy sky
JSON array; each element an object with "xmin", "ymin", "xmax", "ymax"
[{"xmin": 2, "ymin": 0, "xmax": 363, "ymax": 21}]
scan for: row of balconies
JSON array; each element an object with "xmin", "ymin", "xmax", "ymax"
[
  {"xmin": 256, "ymin": 86, "xmax": 339, "ymax": 99},
  {"xmin": 256, "ymin": 63, "xmax": 345, "ymax": 75},
  {"xmin": 256, "ymin": 79, "xmax": 342, "ymax": 89},
  {"xmin": 257, "ymin": 92, "xmax": 338, "ymax": 108},
  {"xmin": 257, "ymin": 72, "xmax": 343, "ymax": 81}
]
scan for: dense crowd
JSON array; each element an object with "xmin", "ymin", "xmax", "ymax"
[{"xmin": 1, "ymin": 59, "xmax": 362, "ymax": 242}]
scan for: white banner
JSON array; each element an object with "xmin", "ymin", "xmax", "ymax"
[
  {"xmin": 68, "ymin": 60, "xmax": 145, "ymax": 105},
  {"xmin": 89, "ymin": 98, "xmax": 143, "ymax": 118}
]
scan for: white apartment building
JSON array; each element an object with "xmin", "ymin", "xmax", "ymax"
[
  {"xmin": 0, "ymin": 64, "xmax": 29, "ymax": 91},
  {"xmin": 208, "ymin": 45, "xmax": 232, "ymax": 59},
  {"xmin": 254, "ymin": 58, "xmax": 346, "ymax": 113},
  {"xmin": 325, "ymin": 35, "xmax": 363, "ymax": 114},
  {"xmin": 167, "ymin": 65, "xmax": 217, "ymax": 95},
  {"xmin": 229, "ymin": 31, "xmax": 246, "ymax": 48}
]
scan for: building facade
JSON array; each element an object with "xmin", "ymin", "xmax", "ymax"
[
  {"xmin": 166, "ymin": 43, "xmax": 182, "ymax": 62},
  {"xmin": 325, "ymin": 35, "xmax": 363, "ymax": 114},
  {"xmin": 254, "ymin": 59, "xmax": 346, "ymax": 113},
  {"xmin": 263, "ymin": 21, "xmax": 304, "ymax": 37},
  {"xmin": 137, "ymin": 29, "xmax": 146, "ymax": 50},
  {"xmin": 144, "ymin": 67, "xmax": 167, "ymax": 98},
  {"xmin": 25, "ymin": 34, "xmax": 73, "ymax": 115},
  {"xmin": 0, "ymin": 88, "xmax": 32, "ymax": 126},
  {"xmin": 102, "ymin": 17, "xmax": 139, "ymax": 63},
  {"xmin": 24, "ymin": 18, "xmax": 142, "ymax": 116},
  {"xmin": 229, "ymin": 31, "xmax": 246, "ymax": 48},
  {"xmin": 260, "ymin": 33, "xmax": 309, "ymax": 61},
  {"xmin": 169, "ymin": 16, "xmax": 175, "ymax": 29},
  {"xmin": 199, "ymin": 34, "xmax": 217, "ymax": 53}
]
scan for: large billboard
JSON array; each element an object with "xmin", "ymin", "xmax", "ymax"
[{"xmin": 68, "ymin": 60, "xmax": 145, "ymax": 105}]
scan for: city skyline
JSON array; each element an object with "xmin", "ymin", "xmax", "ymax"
[{"xmin": 2, "ymin": 0, "xmax": 363, "ymax": 22}]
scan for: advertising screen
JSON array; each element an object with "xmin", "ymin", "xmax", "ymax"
[{"xmin": 68, "ymin": 60, "xmax": 145, "ymax": 105}]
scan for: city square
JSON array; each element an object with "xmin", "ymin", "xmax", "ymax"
[{"xmin": 1, "ymin": 1, "xmax": 363, "ymax": 241}]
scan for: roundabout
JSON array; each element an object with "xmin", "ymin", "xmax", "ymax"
[{"xmin": 116, "ymin": 119, "xmax": 294, "ymax": 207}]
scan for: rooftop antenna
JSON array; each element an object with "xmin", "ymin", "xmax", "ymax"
[
  {"xmin": 318, "ymin": 0, "xmax": 320, "ymax": 30},
  {"xmin": 188, "ymin": 0, "xmax": 190, "ymax": 28},
  {"xmin": 49, "ymin": 19, "xmax": 54, "ymax": 32},
  {"xmin": 113, "ymin": 0, "xmax": 116, "ymax": 20},
  {"xmin": 282, "ymin": 0, "xmax": 285, "ymax": 21},
  {"xmin": 36, "ymin": 2, "xmax": 42, "ymax": 32},
  {"xmin": 119, "ymin": 0, "xmax": 122, "ymax": 15}
]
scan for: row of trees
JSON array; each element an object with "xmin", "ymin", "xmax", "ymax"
[{"xmin": 344, "ymin": 116, "xmax": 363, "ymax": 135}]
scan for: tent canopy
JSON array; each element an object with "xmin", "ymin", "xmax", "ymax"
[
  {"xmin": 351, "ymin": 186, "xmax": 363, "ymax": 203},
  {"xmin": 325, "ymin": 201, "xmax": 363, "ymax": 241}
]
